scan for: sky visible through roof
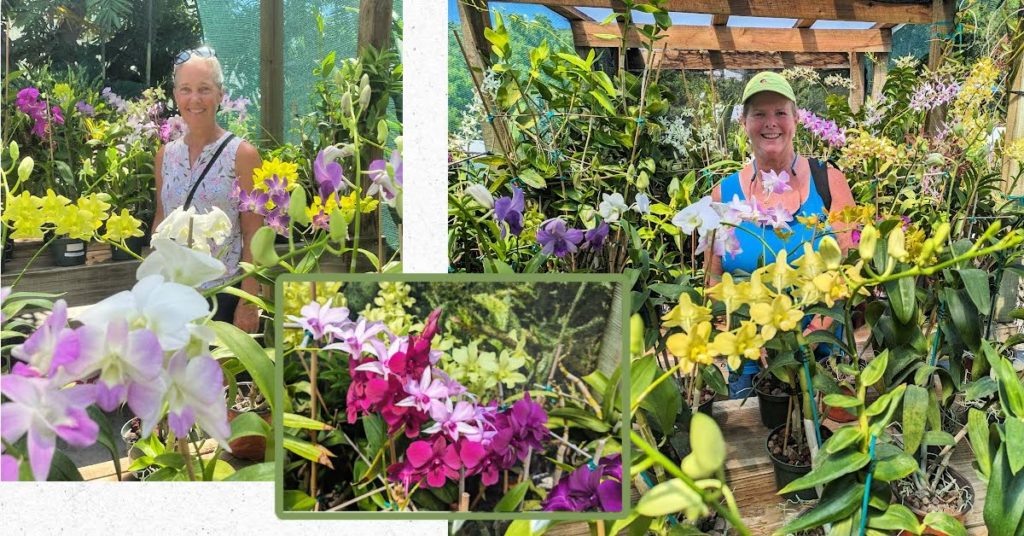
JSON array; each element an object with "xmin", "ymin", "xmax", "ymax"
[{"xmin": 447, "ymin": 1, "xmax": 877, "ymax": 29}]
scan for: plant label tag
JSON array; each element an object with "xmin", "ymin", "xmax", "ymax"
[{"xmin": 66, "ymin": 243, "xmax": 84, "ymax": 252}]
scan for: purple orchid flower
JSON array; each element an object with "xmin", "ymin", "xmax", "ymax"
[
  {"xmin": 311, "ymin": 210, "xmax": 330, "ymax": 231},
  {"xmin": 542, "ymin": 454, "xmax": 623, "ymax": 512},
  {"xmin": 395, "ymin": 367, "xmax": 450, "ymax": 413},
  {"xmin": 72, "ymin": 319, "xmax": 166, "ymax": 437},
  {"xmin": 1, "ymin": 453, "xmax": 19, "ymax": 481},
  {"xmin": 287, "ymin": 298, "xmax": 351, "ymax": 341},
  {"xmin": 367, "ymin": 151, "xmax": 402, "ymax": 202},
  {"xmin": 0, "ymin": 287, "xmax": 10, "ymax": 324},
  {"xmin": 325, "ymin": 317, "xmax": 387, "ymax": 358},
  {"xmin": 265, "ymin": 207, "xmax": 290, "ymax": 236},
  {"xmin": 584, "ymin": 221, "xmax": 610, "ymax": 250},
  {"xmin": 11, "ymin": 299, "xmax": 81, "ymax": 380},
  {"xmin": 163, "ymin": 350, "xmax": 231, "ymax": 449},
  {"xmin": 536, "ymin": 218, "xmax": 585, "ymax": 257},
  {"xmin": 237, "ymin": 187, "xmax": 270, "ymax": 215},
  {"xmin": 0, "ymin": 375, "xmax": 97, "ymax": 481},
  {"xmin": 493, "ymin": 187, "xmax": 525, "ymax": 237},
  {"xmin": 424, "ymin": 399, "xmax": 480, "ymax": 441},
  {"xmin": 75, "ymin": 101, "xmax": 95, "ymax": 117},
  {"xmin": 314, "ymin": 149, "xmax": 346, "ymax": 200}
]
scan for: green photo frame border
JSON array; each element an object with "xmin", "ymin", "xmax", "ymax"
[{"xmin": 274, "ymin": 272, "xmax": 632, "ymax": 521}]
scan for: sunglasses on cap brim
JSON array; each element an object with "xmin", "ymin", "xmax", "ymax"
[{"xmin": 174, "ymin": 47, "xmax": 217, "ymax": 66}]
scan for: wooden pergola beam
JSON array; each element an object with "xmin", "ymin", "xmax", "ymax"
[
  {"xmin": 259, "ymin": 0, "xmax": 284, "ymax": 144},
  {"xmin": 712, "ymin": 14, "xmax": 729, "ymax": 25},
  {"xmin": 502, "ymin": 0, "xmax": 931, "ymax": 24},
  {"xmin": 794, "ymin": 19, "xmax": 815, "ymax": 28},
  {"xmin": 645, "ymin": 49, "xmax": 851, "ymax": 70},
  {"xmin": 572, "ymin": 23, "xmax": 891, "ymax": 52},
  {"xmin": 357, "ymin": 0, "xmax": 393, "ymax": 52},
  {"xmin": 849, "ymin": 51, "xmax": 865, "ymax": 112},
  {"xmin": 548, "ymin": 5, "xmax": 594, "ymax": 21},
  {"xmin": 873, "ymin": 22, "xmax": 897, "ymax": 29}
]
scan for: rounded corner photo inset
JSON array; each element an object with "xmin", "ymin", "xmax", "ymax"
[{"xmin": 274, "ymin": 275, "xmax": 630, "ymax": 518}]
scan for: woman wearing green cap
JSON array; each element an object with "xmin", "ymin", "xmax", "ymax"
[{"xmin": 708, "ymin": 71, "xmax": 856, "ymax": 397}]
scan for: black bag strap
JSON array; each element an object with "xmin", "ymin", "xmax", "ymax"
[
  {"xmin": 183, "ymin": 133, "xmax": 236, "ymax": 210},
  {"xmin": 808, "ymin": 157, "xmax": 832, "ymax": 211}
]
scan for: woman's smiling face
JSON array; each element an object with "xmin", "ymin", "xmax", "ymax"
[
  {"xmin": 173, "ymin": 60, "xmax": 222, "ymax": 128},
  {"xmin": 742, "ymin": 91, "xmax": 797, "ymax": 159}
]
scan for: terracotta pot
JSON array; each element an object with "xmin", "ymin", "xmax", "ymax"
[
  {"xmin": 893, "ymin": 466, "xmax": 974, "ymax": 536},
  {"xmin": 825, "ymin": 386, "xmax": 858, "ymax": 423},
  {"xmin": 227, "ymin": 381, "xmax": 271, "ymax": 461}
]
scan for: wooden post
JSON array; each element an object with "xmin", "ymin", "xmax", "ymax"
[
  {"xmin": 849, "ymin": 52, "xmax": 865, "ymax": 113},
  {"xmin": 259, "ymin": 0, "xmax": 284, "ymax": 145},
  {"xmin": 456, "ymin": 0, "xmax": 503, "ymax": 154},
  {"xmin": 358, "ymin": 0, "xmax": 393, "ymax": 53},
  {"xmin": 926, "ymin": 0, "xmax": 956, "ymax": 135},
  {"xmin": 871, "ymin": 52, "xmax": 889, "ymax": 101},
  {"xmin": 1003, "ymin": 48, "xmax": 1024, "ymax": 195}
]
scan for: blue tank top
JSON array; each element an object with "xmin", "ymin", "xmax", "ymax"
[{"xmin": 720, "ymin": 166, "xmax": 832, "ymax": 274}]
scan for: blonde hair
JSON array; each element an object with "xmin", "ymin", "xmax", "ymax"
[{"xmin": 173, "ymin": 50, "xmax": 224, "ymax": 90}]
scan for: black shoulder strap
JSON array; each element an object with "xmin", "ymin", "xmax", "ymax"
[
  {"xmin": 183, "ymin": 133, "xmax": 236, "ymax": 210},
  {"xmin": 809, "ymin": 158, "xmax": 832, "ymax": 211}
]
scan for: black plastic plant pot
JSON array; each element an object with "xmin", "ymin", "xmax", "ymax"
[
  {"xmin": 766, "ymin": 423, "xmax": 833, "ymax": 501},
  {"xmin": 51, "ymin": 237, "xmax": 87, "ymax": 266},
  {"xmin": 110, "ymin": 235, "xmax": 147, "ymax": 261},
  {"xmin": 755, "ymin": 378, "xmax": 798, "ymax": 429},
  {"xmin": 2, "ymin": 235, "xmax": 12, "ymax": 268}
]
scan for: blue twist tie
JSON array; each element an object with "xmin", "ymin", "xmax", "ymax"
[
  {"xmin": 447, "ymin": 265, "xmax": 455, "ymax": 273},
  {"xmin": 383, "ymin": 501, "xmax": 393, "ymax": 510},
  {"xmin": 587, "ymin": 461, "xmax": 598, "ymax": 471},
  {"xmin": 635, "ymin": 116, "xmax": 646, "ymax": 125},
  {"xmin": 542, "ymin": 384, "xmax": 554, "ymax": 392},
  {"xmin": 1010, "ymin": 195, "xmax": 1024, "ymax": 206},
  {"xmin": 546, "ymin": 111, "xmax": 555, "ymax": 119},
  {"xmin": 487, "ymin": 114, "xmax": 495, "ymax": 123}
]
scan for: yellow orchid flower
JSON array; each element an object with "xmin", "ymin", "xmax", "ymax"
[
  {"xmin": 102, "ymin": 209, "xmax": 144, "ymax": 242},
  {"xmin": 707, "ymin": 273, "xmax": 742, "ymax": 316},
  {"xmin": 1, "ymin": 191, "xmax": 40, "ymax": 223},
  {"xmin": 666, "ymin": 321, "xmax": 715, "ymax": 374},
  {"xmin": 77, "ymin": 194, "xmax": 111, "ymax": 220},
  {"xmin": 253, "ymin": 158, "xmax": 300, "ymax": 191},
  {"xmin": 10, "ymin": 211, "xmax": 47, "ymax": 239},
  {"xmin": 662, "ymin": 293, "xmax": 712, "ymax": 333},
  {"xmin": 38, "ymin": 190, "xmax": 71, "ymax": 224},
  {"xmin": 794, "ymin": 243, "xmax": 826, "ymax": 281},
  {"xmin": 812, "ymin": 271, "xmax": 850, "ymax": 307},
  {"xmin": 738, "ymin": 271, "xmax": 774, "ymax": 305},
  {"xmin": 750, "ymin": 294, "xmax": 803, "ymax": 341},
  {"xmin": 709, "ymin": 321, "xmax": 764, "ymax": 371},
  {"xmin": 762, "ymin": 250, "xmax": 798, "ymax": 292}
]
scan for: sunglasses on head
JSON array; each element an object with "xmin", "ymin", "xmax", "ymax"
[{"xmin": 174, "ymin": 47, "xmax": 217, "ymax": 66}]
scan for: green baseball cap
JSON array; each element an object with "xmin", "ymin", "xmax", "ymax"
[{"xmin": 741, "ymin": 72, "xmax": 796, "ymax": 104}]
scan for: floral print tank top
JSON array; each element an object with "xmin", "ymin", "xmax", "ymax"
[{"xmin": 160, "ymin": 131, "xmax": 244, "ymax": 289}]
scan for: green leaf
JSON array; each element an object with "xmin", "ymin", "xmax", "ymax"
[
  {"xmin": 47, "ymin": 449, "xmax": 84, "ymax": 481},
  {"xmin": 363, "ymin": 414, "xmax": 386, "ymax": 456},
  {"xmin": 869, "ymin": 385, "xmax": 907, "ymax": 435},
  {"xmin": 589, "ymin": 90, "xmax": 616, "ymax": 114},
  {"xmin": 630, "ymin": 355, "xmax": 658, "ymax": 408},
  {"xmin": 1007, "ymin": 417, "xmax": 1024, "ymax": 474},
  {"xmin": 966, "ymin": 376, "xmax": 998, "ymax": 401},
  {"xmin": 639, "ymin": 370, "xmax": 682, "ymax": 434},
  {"xmin": 230, "ymin": 411, "xmax": 271, "ymax": 442},
  {"xmin": 824, "ymin": 426, "xmax": 863, "ymax": 454},
  {"xmin": 635, "ymin": 478, "xmax": 706, "ymax": 518},
  {"xmin": 283, "ymin": 413, "xmax": 333, "ymax": 431},
  {"xmin": 210, "ymin": 321, "xmax": 276, "ymax": 411},
  {"xmin": 518, "ymin": 168, "xmax": 546, "ymax": 189},
  {"xmin": 956, "ymin": 268, "xmax": 991, "ymax": 314},
  {"xmin": 902, "ymin": 384, "xmax": 928, "ymax": 453},
  {"xmin": 922, "ymin": 512, "xmax": 967, "ymax": 536},
  {"xmin": 779, "ymin": 449, "xmax": 870, "ymax": 494},
  {"xmin": 153, "ymin": 453, "xmax": 185, "ymax": 469},
  {"xmin": 868, "ymin": 503, "xmax": 921, "ymax": 533},
  {"xmin": 776, "ymin": 480, "xmax": 864, "ymax": 534},
  {"xmin": 944, "ymin": 288, "xmax": 981, "ymax": 351},
  {"xmin": 967, "ymin": 408, "xmax": 991, "ymax": 478},
  {"xmin": 873, "ymin": 452, "xmax": 917, "ymax": 481},
  {"xmin": 862, "ymin": 351, "xmax": 889, "ymax": 387},
  {"xmin": 984, "ymin": 443, "xmax": 1024, "ymax": 535},
  {"xmin": 223, "ymin": 462, "xmax": 274, "ymax": 481},
  {"xmin": 922, "ymin": 430, "xmax": 956, "ymax": 447},
  {"xmin": 283, "ymin": 436, "xmax": 335, "ymax": 468},
  {"xmin": 495, "ymin": 481, "xmax": 530, "ymax": 512},
  {"xmin": 86, "ymin": 406, "xmax": 122, "ymax": 480},
  {"xmin": 823, "ymin": 394, "xmax": 861, "ymax": 408},
  {"xmin": 547, "ymin": 407, "xmax": 611, "ymax": 432},
  {"xmin": 282, "ymin": 489, "xmax": 317, "ymax": 510}
]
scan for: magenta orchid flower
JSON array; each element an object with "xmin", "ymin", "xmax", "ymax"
[
  {"xmin": 405, "ymin": 436, "xmax": 459, "ymax": 488},
  {"xmin": 162, "ymin": 351, "xmax": 231, "ymax": 449},
  {"xmin": 395, "ymin": 367, "xmax": 450, "ymax": 413},
  {"xmin": 287, "ymin": 298, "xmax": 351, "ymax": 341},
  {"xmin": 424, "ymin": 399, "xmax": 479, "ymax": 441},
  {"xmin": 0, "ymin": 375, "xmax": 97, "ymax": 481},
  {"xmin": 10, "ymin": 299, "xmax": 80, "ymax": 380},
  {"xmin": 1, "ymin": 452, "xmax": 19, "ymax": 481}
]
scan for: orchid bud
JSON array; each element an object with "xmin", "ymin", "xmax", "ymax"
[
  {"xmin": 340, "ymin": 92, "xmax": 353, "ymax": 118},
  {"xmin": 360, "ymin": 73, "xmax": 370, "ymax": 93},
  {"xmin": 251, "ymin": 226, "xmax": 280, "ymax": 266},
  {"xmin": 630, "ymin": 314, "xmax": 645, "ymax": 357},
  {"xmin": 980, "ymin": 220, "xmax": 1002, "ymax": 244},
  {"xmin": 17, "ymin": 157, "xmax": 33, "ymax": 182},
  {"xmin": 858, "ymin": 224, "xmax": 878, "ymax": 261},
  {"xmin": 933, "ymin": 221, "xmax": 950, "ymax": 246},
  {"xmin": 395, "ymin": 136, "xmax": 403, "ymax": 154},
  {"xmin": 667, "ymin": 177, "xmax": 681, "ymax": 200},
  {"xmin": 818, "ymin": 236, "xmax": 842, "ymax": 270},
  {"xmin": 8, "ymin": 141, "xmax": 19, "ymax": 162},
  {"xmin": 888, "ymin": 226, "xmax": 909, "ymax": 262},
  {"xmin": 924, "ymin": 153, "xmax": 945, "ymax": 167},
  {"xmin": 336, "ymin": 144, "xmax": 356, "ymax": 159},
  {"xmin": 917, "ymin": 238, "xmax": 936, "ymax": 265},
  {"xmin": 635, "ymin": 170, "xmax": 650, "ymax": 191},
  {"xmin": 377, "ymin": 118, "xmax": 389, "ymax": 144},
  {"xmin": 464, "ymin": 184, "xmax": 494, "ymax": 209},
  {"xmin": 358, "ymin": 85, "xmax": 371, "ymax": 111},
  {"xmin": 288, "ymin": 187, "xmax": 310, "ymax": 225}
]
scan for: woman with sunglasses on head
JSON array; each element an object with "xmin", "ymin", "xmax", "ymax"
[
  {"xmin": 153, "ymin": 47, "xmax": 263, "ymax": 332},
  {"xmin": 707, "ymin": 72, "xmax": 857, "ymax": 398}
]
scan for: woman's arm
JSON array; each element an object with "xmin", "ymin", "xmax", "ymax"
[
  {"xmin": 827, "ymin": 167, "xmax": 857, "ymax": 254},
  {"xmin": 232, "ymin": 141, "xmax": 264, "ymax": 332},
  {"xmin": 152, "ymin": 146, "xmax": 166, "ymax": 231}
]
